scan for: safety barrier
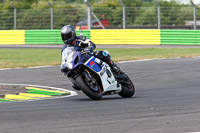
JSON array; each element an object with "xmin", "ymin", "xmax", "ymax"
[
  {"xmin": 25, "ymin": 30, "xmax": 90, "ymax": 45},
  {"xmin": 90, "ymin": 29, "xmax": 160, "ymax": 45},
  {"xmin": 161, "ymin": 30, "xmax": 200, "ymax": 45},
  {"xmin": 0, "ymin": 30, "xmax": 90, "ymax": 45},
  {"xmin": 25, "ymin": 30, "xmax": 62, "ymax": 44},
  {"xmin": 1, "ymin": 29, "xmax": 200, "ymax": 45},
  {"xmin": 0, "ymin": 30, "xmax": 25, "ymax": 45}
]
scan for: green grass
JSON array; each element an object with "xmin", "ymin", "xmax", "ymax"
[
  {"xmin": 0, "ymin": 49, "xmax": 61, "ymax": 69},
  {"xmin": 0, "ymin": 48, "xmax": 200, "ymax": 69},
  {"xmin": 102, "ymin": 48, "xmax": 200, "ymax": 61}
]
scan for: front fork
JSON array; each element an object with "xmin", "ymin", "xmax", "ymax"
[
  {"xmin": 83, "ymin": 69, "xmax": 99, "ymax": 92},
  {"xmin": 68, "ymin": 67, "xmax": 98, "ymax": 91}
]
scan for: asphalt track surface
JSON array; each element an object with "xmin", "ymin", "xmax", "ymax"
[{"xmin": 0, "ymin": 58, "xmax": 200, "ymax": 133}]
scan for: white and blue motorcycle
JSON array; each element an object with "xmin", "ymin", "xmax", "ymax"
[{"xmin": 61, "ymin": 46, "xmax": 135, "ymax": 100}]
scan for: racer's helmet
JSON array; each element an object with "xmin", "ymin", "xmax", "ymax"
[{"xmin": 61, "ymin": 25, "xmax": 76, "ymax": 44}]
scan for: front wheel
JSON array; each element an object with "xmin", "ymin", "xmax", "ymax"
[
  {"xmin": 75, "ymin": 74, "xmax": 102, "ymax": 100},
  {"xmin": 118, "ymin": 74, "xmax": 135, "ymax": 98}
]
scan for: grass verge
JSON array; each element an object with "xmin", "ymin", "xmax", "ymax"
[{"xmin": 0, "ymin": 48, "xmax": 200, "ymax": 69}]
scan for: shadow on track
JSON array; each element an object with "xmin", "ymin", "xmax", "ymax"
[{"xmin": 71, "ymin": 95, "xmax": 137, "ymax": 102}]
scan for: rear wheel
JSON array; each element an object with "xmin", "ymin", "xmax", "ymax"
[
  {"xmin": 75, "ymin": 74, "xmax": 102, "ymax": 100},
  {"xmin": 118, "ymin": 74, "xmax": 135, "ymax": 98}
]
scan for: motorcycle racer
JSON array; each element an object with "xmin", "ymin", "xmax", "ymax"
[
  {"xmin": 60, "ymin": 25, "xmax": 135, "ymax": 99},
  {"xmin": 61, "ymin": 25, "xmax": 121, "ymax": 75}
]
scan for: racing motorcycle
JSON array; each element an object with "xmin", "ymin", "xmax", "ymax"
[{"xmin": 61, "ymin": 46, "xmax": 135, "ymax": 100}]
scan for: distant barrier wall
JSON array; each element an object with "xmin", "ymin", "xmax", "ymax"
[
  {"xmin": 90, "ymin": 29, "xmax": 160, "ymax": 45},
  {"xmin": 25, "ymin": 30, "xmax": 62, "ymax": 44},
  {"xmin": 1, "ymin": 30, "xmax": 200, "ymax": 45},
  {"xmin": 25, "ymin": 30, "xmax": 90, "ymax": 45},
  {"xmin": 0, "ymin": 30, "xmax": 25, "ymax": 45},
  {"xmin": 161, "ymin": 30, "xmax": 200, "ymax": 45}
]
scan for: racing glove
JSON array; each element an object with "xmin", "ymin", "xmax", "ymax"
[{"xmin": 78, "ymin": 38, "xmax": 91, "ymax": 48}]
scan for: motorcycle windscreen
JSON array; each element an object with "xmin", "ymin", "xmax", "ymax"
[{"xmin": 61, "ymin": 47, "xmax": 75, "ymax": 69}]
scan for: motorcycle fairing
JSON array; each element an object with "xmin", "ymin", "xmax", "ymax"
[
  {"xmin": 84, "ymin": 56, "xmax": 121, "ymax": 93},
  {"xmin": 61, "ymin": 47, "xmax": 83, "ymax": 71},
  {"xmin": 85, "ymin": 56, "xmax": 104, "ymax": 72}
]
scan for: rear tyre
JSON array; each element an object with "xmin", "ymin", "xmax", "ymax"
[
  {"xmin": 118, "ymin": 75, "xmax": 135, "ymax": 98},
  {"xmin": 75, "ymin": 75, "xmax": 102, "ymax": 100}
]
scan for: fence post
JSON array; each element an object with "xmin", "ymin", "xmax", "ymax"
[
  {"xmin": 48, "ymin": 2, "xmax": 54, "ymax": 30},
  {"xmin": 84, "ymin": 0, "xmax": 105, "ymax": 29},
  {"xmin": 11, "ymin": 3, "xmax": 16, "ymax": 30},
  {"xmin": 191, "ymin": 0, "xmax": 196, "ymax": 30},
  {"xmin": 84, "ymin": 0, "xmax": 91, "ymax": 30},
  {"xmin": 120, "ymin": 0, "xmax": 126, "ymax": 29},
  {"xmin": 155, "ymin": 0, "xmax": 161, "ymax": 29}
]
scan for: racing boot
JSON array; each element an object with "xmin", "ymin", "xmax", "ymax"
[{"xmin": 109, "ymin": 60, "xmax": 122, "ymax": 75}]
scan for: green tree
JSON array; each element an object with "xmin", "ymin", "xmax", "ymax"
[{"xmin": 134, "ymin": 7, "xmax": 157, "ymax": 26}]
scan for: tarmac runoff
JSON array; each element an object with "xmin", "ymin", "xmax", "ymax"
[{"xmin": 0, "ymin": 83, "xmax": 77, "ymax": 103}]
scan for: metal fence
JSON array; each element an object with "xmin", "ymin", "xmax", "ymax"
[
  {"xmin": 0, "ymin": 8, "xmax": 87, "ymax": 30},
  {"xmin": 0, "ymin": 3, "xmax": 199, "ymax": 30}
]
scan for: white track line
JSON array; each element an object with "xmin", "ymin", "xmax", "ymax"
[
  {"xmin": 118, "ymin": 56, "xmax": 200, "ymax": 64},
  {"xmin": 118, "ymin": 59, "xmax": 164, "ymax": 63},
  {"xmin": 0, "ymin": 65, "xmax": 56, "ymax": 71}
]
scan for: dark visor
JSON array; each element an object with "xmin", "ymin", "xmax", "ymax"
[{"xmin": 62, "ymin": 33, "xmax": 72, "ymax": 40}]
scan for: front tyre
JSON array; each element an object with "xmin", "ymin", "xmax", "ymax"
[
  {"xmin": 75, "ymin": 75, "xmax": 102, "ymax": 100},
  {"xmin": 118, "ymin": 75, "xmax": 135, "ymax": 98}
]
